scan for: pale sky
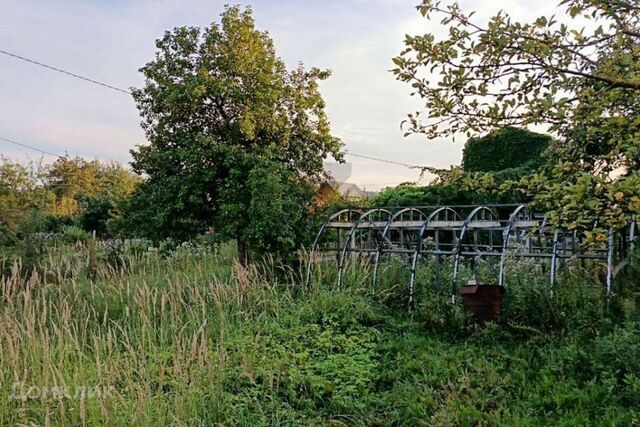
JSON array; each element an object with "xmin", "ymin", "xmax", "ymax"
[{"xmin": 1, "ymin": 0, "xmax": 556, "ymax": 190}]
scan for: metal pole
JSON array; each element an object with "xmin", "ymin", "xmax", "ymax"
[
  {"xmin": 337, "ymin": 209, "xmax": 391, "ymax": 288},
  {"xmin": 607, "ymin": 228, "xmax": 614, "ymax": 295},
  {"xmin": 434, "ymin": 229, "xmax": 441, "ymax": 289},
  {"xmin": 550, "ymin": 229, "xmax": 559, "ymax": 286},
  {"xmin": 409, "ymin": 207, "xmax": 460, "ymax": 306},
  {"xmin": 630, "ymin": 217, "xmax": 636, "ymax": 267},
  {"xmin": 305, "ymin": 210, "xmax": 361, "ymax": 286},
  {"xmin": 473, "ymin": 229, "xmax": 479, "ymax": 282},
  {"xmin": 372, "ymin": 208, "xmax": 425, "ymax": 290}
]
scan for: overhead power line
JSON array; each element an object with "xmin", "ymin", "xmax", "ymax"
[
  {"xmin": 0, "ymin": 134, "xmax": 426, "ymax": 172},
  {"xmin": 343, "ymin": 151, "xmax": 424, "ymax": 169},
  {"xmin": 0, "ymin": 48, "xmax": 430, "ymax": 173},
  {"xmin": 0, "ymin": 49, "xmax": 133, "ymax": 95},
  {"xmin": 0, "ymin": 135, "xmax": 421, "ymax": 187},
  {"xmin": 363, "ymin": 181, "xmax": 420, "ymax": 187},
  {"xmin": 0, "ymin": 135, "xmax": 63, "ymax": 158}
]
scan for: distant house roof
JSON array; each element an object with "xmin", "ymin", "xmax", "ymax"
[
  {"xmin": 324, "ymin": 180, "xmax": 376, "ymax": 196},
  {"xmin": 336, "ymin": 182, "xmax": 366, "ymax": 196},
  {"xmin": 311, "ymin": 180, "xmax": 375, "ymax": 212}
]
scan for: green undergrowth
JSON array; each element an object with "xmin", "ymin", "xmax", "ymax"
[{"xmin": 1, "ymin": 243, "xmax": 639, "ymax": 425}]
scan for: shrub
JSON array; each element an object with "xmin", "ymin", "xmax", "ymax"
[
  {"xmin": 60, "ymin": 225, "xmax": 90, "ymax": 243},
  {"xmin": 462, "ymin": 127, "xmax": 553, "ymax": 173},
  {"xmin": 77, "ymin": 196, "xmax": 115, "ymax": 236}
]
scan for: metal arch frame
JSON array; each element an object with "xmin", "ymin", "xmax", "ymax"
[
  {"xmin": 407, "ymin": 206, "xmax": 463, "ymax": 305},
  {"xmin": 305, "ymin": 208, "xmax": 362, "ymax": 286},
  {"xmin": 452, "ymin": 206, "xmax": 500, "ymax": 288},
  {"xmin": 546, "ymin": 216, "xmax": 612, "ymax": 287},
  {"xmin": 498, "ymin": 204, "xmax": 528, "ymax": 287},
  {"xmin": 309, "ymin": 204, "xmax": 636, "ymax": 304},
  {"xmin": 372, "ymin": 207, "xmax": 428, "ymax": 289},
  {"xmin": 337, "ymin": 208, "xmax": 393, "ymax": 288},
  {"xmin": 527, "ymin": 212, "xmax": 560, "ymax": 286}
]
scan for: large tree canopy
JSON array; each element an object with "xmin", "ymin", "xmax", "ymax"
[
  {"xmin": 128, "ymin": 6, "xmax": 341, "ymax": 261},
  {"xmin": 394, "ymin": 0, "xmax": 640, "ymax": 235}
]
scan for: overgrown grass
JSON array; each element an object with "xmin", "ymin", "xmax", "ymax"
[{"xmin": 0, "ymin": 242, "xmax": 639, "ymax": 425}]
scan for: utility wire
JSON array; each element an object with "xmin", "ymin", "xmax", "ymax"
[
  {"xmin": 0, "ymin": 49, "xmax": 431, "ymax": 174},
  {"xmin": 0, "ymin": 135, "xmax": 124, "ymax": 175},
  {"xmin": 1, "ymin": 135, "xmax": 421, "ymax": 187},
  {"xmin": 0, "ymin": 49, "xmax": 133, "ymax": 95},
  {"xmin": 343, "ymin": 151, "xmax": 424, "ymax": 169},
  {"xmin": 0, "ymin": 135, "xmax": 63, "ymax": 158},
  {"xmin": 0, "ymin": 134, "xmax": 426, "ymax": 173}
]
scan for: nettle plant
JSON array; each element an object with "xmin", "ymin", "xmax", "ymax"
[{"xmin": 393, "ymin": 0, "xmax": 640, "ymax": 240}]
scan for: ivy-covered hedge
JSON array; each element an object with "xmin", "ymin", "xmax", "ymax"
[
  {"xmin": 367, "ymin": 127, "xmax": 554, "ymax": 209},
  {"xmin": 462, "ymin": 127, "xmax": 553, "ymax": 173},
  {"xmin": 370, "ymin": 170, "xmax": 525, "ymax": 208}
]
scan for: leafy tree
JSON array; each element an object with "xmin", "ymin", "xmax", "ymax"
[
  {"xmin": 98, "ymin": 162, "xmax": 140, "ymax": 199},
  {"xmin": 47, "ymin": 157, "xmax": 102, "ymax": 217},
  {"xmin": 393, "ymin": 0, "xmax": 640, "ymax": 237},
  {"xmin": 371, "ymin": 183, "xmax": 433, "ymax": 207},
  {"xmin": 45, "ymin": 157, "xmax": 139, "ymax": 233},
  {"xmin": 128, "ymin": 6, "xmax": 341, "ymax": 262},
  {"xmin": 0, "ymin": 158, "xmax": 51, "ymax": 243},
  {"xmin": 0, "ymin": 156, "xmax": 138, "ymax": 239},
  {"xmin": 46, "ymin": 157, "xmax": 136, "ymax": 214},
  {"xmin": 244, "ymin": 159, "xmax": 314, "ymax": 262},
  {"xmin": 462, "ymin": 127, "xmax": 552, "ymax": 173}
]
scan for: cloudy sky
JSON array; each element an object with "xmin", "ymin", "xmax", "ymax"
[{"xmin": 1, "ymin": 0, "xmax": 556, "ymax": 190}]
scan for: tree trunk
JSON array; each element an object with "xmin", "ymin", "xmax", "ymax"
[{"xmin": 237, "ymin": 239, "xmax": 250, "ymax": 267}]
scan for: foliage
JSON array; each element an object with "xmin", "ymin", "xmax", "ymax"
[
  {"xmin": 371, "ymin": 126, "xmax": 548, "ymax": 208},
  {"xmin": 371, "ymin": 167, "xmax": 525, "ymax": 207},
  {"xmin": 245, "ymin": 160, "xmax": 315, "ymax": 263},
  {"xmin": 0, "ymin": 156, "xmax": 138, "ymax": 272},
  {"xmin": 462, "ymin": 127, "xmax": 553, "ymax": 173},
  {"xmin": 76, "ymin": 196, "xmax": 115, "ymax": 236},
  {"xmin": 0, "ymin": 240, "xmax": 639, "ymax": 425},
  {"xmin": 0, "ymin": 156, "xmax": 138, "ymax": 234},
  {"xmin": 393, "ymin": 0, "xmax": 640, "ymax": 238},
  {"xmin": 127, "ymin": 5, "xmax": 341, "ymax": 262},
  {"xmin": 0, "ymin": 158, "xmax": 51, "ymax": 239},
  {"xmin": 60, "ymin": 225, "xmax": 91, "ymax": 244},
  {"xmin": 47, "ymin": 156, "xmax": 139, "ymax": 218}
]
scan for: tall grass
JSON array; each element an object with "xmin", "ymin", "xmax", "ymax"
[{"xmin": 0, "ymin": 241, "xmax": 638, "ymax": 425}]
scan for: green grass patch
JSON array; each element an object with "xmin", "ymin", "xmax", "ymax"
[{"xmin": 0, "ymin": 242, "xmax": 638, "ymax": 425}]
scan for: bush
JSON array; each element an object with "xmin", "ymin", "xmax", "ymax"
[
  {"xmin": 60, "ymin": 225, "xmax": 90, "ymax": 244},
  {"xmin": 40, "ymin": 214, "xmax": 75, "ymax": 233},
  {"xmin": 501, "ymin": 274, "xmax": 607, "ymax": 336},
  {"xmin": 370, "ymin": 169, "xmax": 526, "ymax": 208},
  {"xmin": 462, "ymin": 126, "xmax": 553, "ymax": 173},
  {"xmin": 77, "ymin": 196, "xmax": 115, "ymax": 236}
]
